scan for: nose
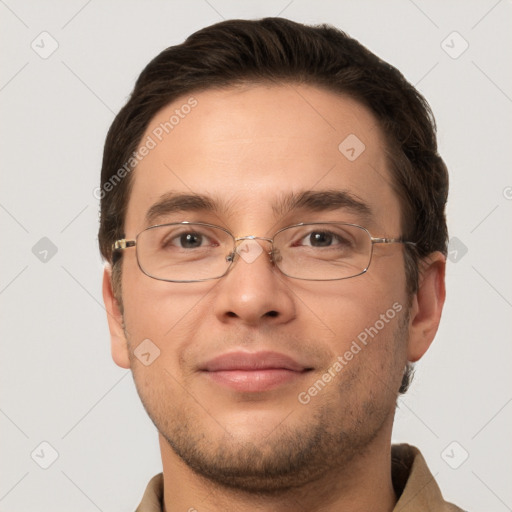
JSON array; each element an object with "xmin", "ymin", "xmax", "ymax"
[{"xmin": 213, "ymin": 238, "xmax": 296, "ymax": 326}]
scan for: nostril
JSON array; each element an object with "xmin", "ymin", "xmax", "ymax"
[{"xmin": 265, "ymin": 310, "xmax": 279, "ymax": 318}]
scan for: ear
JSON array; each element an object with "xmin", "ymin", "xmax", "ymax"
[
  {"xmin": 407, "ymin": 251, "xmax": 446, "ymax": 362},
  {"xmin": 102, "ymin": 265, "xmax": 130, "ymax": 369}
]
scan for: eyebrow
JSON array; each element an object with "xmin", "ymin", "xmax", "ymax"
[
  {"xmin": 272, "ymin": 190, "xmax": 373, "ymax": 220},
  {"xmin": 145, "ymin": 192, "xmax": 219, "ymax": 226},
  {"xmin": 144, "ymin": 189, "xmax": 372, "ymax": 226}
]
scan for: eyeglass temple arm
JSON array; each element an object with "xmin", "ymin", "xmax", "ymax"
[
  {"xmin": 371, "ymin": 237, "xmax": 416, "ymax": 246},
  {"xmin": 112, "ymin": 239, "xmax": 136, "ymax": 251}
]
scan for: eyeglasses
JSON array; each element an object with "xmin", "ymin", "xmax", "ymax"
[{"xmin": 112, "ymin": 222, "xmax": 415, "ymax": 283}]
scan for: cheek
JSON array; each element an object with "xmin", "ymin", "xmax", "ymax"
[
  {"xmin": 330, "ymin": 300, "xmax": 409, "ymax": 401},
  {"xmin": 293, "ymin": 270, "xmax": 409, "ymax": 396},
  {"xmin": 121, "ymin": 265, "xmax": 218, "ymax": 368},
  {"xmin": 294, "ymin": 269, "xmax": 407, "ymax": 339},
  {"xmin": 122, "ymin": 262, "xmax": 194, "ymax": 331}
]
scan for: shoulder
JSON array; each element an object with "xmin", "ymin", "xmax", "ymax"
[
  {"xmin": 392, "ymin": 444, "xmax": 466, "ymax": 511},
  {"xmin": 135, "ymin": 473, "xmax": 164, "ymax": 512}
]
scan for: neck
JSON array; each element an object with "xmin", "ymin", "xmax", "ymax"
[{"xmin": 158, "ymin": 426, "xmax": 397, "ymax": 512}]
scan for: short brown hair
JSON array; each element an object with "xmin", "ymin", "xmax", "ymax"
[{"xmin": 98, "ymin": 17, "xmax": 449, "ymax": 392}]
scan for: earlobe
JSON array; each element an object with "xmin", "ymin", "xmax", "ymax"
[
  {"xmin": 407, "ymin": 252, "xmax": 446, "ymax": 362},
  {"xmin": 102, "ymin": 265, "xmax": 131, "ymax": 369}
]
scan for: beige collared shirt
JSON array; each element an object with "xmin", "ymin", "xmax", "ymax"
[{"xmin": 135, "ymin": 444, "xmax": 464, "ymax": 511}]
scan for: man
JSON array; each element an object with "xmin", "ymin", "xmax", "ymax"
[{"xmin": 99, "ymin": 17, "xmax": 463, "ymax": 511}]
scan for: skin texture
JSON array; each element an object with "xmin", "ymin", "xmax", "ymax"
[{"xmin": 102, "ymin": 83, "xmax": 446, "ymax": 512}]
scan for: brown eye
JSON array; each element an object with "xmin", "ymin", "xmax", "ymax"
[
  {"xmin": 307, "ymin": 231, "xmax": 334, "ymax": 247},
  {"xmin": 177, "ymin": 232, "xmax": 204, "ymax": 248},
  {"xmin": 299, "ymin": 230, "xmax": 350, "ymax": 248}
]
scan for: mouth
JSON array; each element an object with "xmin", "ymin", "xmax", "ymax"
[{"xmin": 200, "ymin": 351, "xmax": 313, "ymax": 392}]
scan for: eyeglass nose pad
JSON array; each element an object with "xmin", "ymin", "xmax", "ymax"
[
  {"xmin": 270, "ymin": 247, "xmax": 281, "ymax": 264},
  {"xmin": 226, "ymin": 246, "xmax": 276, "ymax": 265}
]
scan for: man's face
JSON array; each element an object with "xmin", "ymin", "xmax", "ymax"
[{"xmin": 112, "ymin": 84, "xmax": 416, "ymax": 490}]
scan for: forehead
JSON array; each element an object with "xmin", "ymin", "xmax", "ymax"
[{"xmin": 125, "ymin": 83, "xmax": 401, "ymax": 234}]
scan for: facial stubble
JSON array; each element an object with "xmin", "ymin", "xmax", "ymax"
[{"xmin": 127, "ymin": 310, "xmax": 409, "ymax": 494}]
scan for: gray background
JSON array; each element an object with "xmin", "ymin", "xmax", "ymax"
[{"xmin": 1, "ymin": 0, "xmax": 511, "ymax": 510}]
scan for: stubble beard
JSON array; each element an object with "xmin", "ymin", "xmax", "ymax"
[{"xmin": 129, "ymin": 311, "xmax": 409, "ymax": 494}]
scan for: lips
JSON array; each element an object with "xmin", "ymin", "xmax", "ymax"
[
  {"xmin": 202, "ymin": 351, "xmax": 309, "ymax": 372},
  {"xmin": 200, "ymin": 351, "xmax": 312, "ymax": 392}
]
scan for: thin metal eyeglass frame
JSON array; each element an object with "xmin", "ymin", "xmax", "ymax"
[{"xmin": 111, "ymin": 221, "xmax": 416, "ymax": 283}]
